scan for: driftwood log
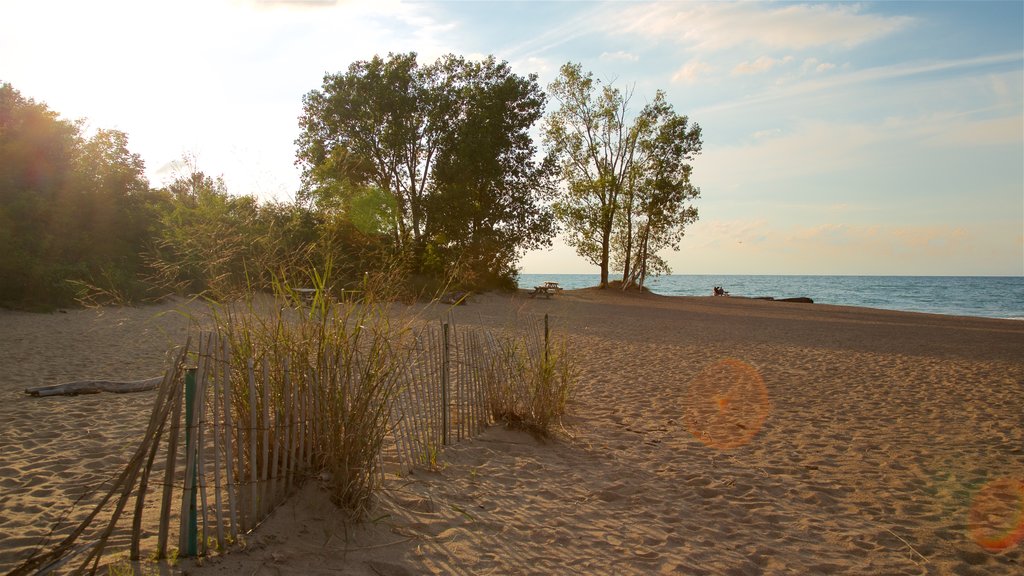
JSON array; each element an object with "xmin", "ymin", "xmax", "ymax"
[
  {"xmin": 752, "ymin": 296, "xmax": 815, "ymax": 304},
  {"xmin": 24, "ymin": 376, "xmax": 164, "ymax": 397}
]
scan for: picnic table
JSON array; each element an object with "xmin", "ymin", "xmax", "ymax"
[
  {"xmin": 529, "ymin": 281, "xmax": 563, "ymax": 298},
  {"xmin": 295, "ymin": 288, "xmax": 317, "ymax": 305}
]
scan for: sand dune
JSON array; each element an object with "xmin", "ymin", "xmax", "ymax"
[{"xmin": 2, "ymin": 291, "xmax": 1021, "ymax": 574}]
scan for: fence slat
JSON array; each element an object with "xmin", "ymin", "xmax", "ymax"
[
  {"xmin": 270, "ymin": 359, "xmax": 283, "ymax": 507},
  {"xmin": 157, "ymin": 349, "xmax": 185, "ymax": 558},
  {"xmin": 247, "ymin": 357, "xmax": 259, "ymax": 532},
  {"xmin": 221, "ymin": 337, "xmax": 239, "ymax": 540},
  {"xmin": 285, "ymin": 359, "xmax": 296, "ymax": 493},
  {"xmin": 195, "ymin": 334, "xmax": 213, "ymax": 555},
  {"xmin": 260, "ymin": 357, "xmax": 271, "ymax": 520},
  {"xmin": 211, "ymin": 334, "xmax": 225, "ymax": 552},
  {"xmin": 130, "ymin": 352, "xmax": 177, "ymax": 560}
]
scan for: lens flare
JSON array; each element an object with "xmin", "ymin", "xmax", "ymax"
[
  {"xmin": 968, "ymin": 477, "xmax": 1024, "ymax": 552},
  {"xmin": 683, "ymin": 358, "xmax": 770, "ymax": 450}
]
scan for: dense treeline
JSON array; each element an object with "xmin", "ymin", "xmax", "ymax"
[
  {"xmin": 0, "ymin": 83, "xmax": 157, "ymax": 307},
  {"xmin": 0, "ymin": 55, "xmax": 701, "ymax": 310},
  {"xmin": 0, "ymin": 83, "xmax": 389, "ymax": 309}
]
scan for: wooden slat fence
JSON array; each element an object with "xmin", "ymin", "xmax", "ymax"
[{"xmin": 12, "ymin": 313, "xmax": 551, "ymax": 575}]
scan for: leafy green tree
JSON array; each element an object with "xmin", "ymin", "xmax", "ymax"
[
  {"xmin": 543, "ymin": 64, "xmax": 702, "ymax": 288},
  {"xmin": 543, "ymin": 63, "xmax": 638, "ymax": 287},
  {"xmin": 614, "ymin": 92, "xmax": 701, "ymax": 290},
  {"xmin": 0, "ymin": 83, "xmax": 82, "ymax": 305},
  {"xmin": 296, "ymin": 53, "xmax": 555, "ymax": 289},
  {"xmin": 296, "ymin": 52, "xmax": 435, "ymax": 248},
  {"xmin": 427, "ymin": 56, "xmax": 556, "ymax": 288},
  {"xmin": 65, "ymin": 129, "xmax": 154, "ymax": 294},
  {"xmin": 148, "ymin": 170, "xmax": 259, "ymax": 298},
  {"xmin": 0, "ymin": 83, "xmax": 158, "ymax": 307}
]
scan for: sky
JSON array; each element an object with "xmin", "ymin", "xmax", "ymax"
[{"xmin": 3, "ymin": 0, "xmax": 1022, "ymax": 276}]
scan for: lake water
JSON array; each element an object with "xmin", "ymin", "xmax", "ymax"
[{"xmin": 518, "ymin": 274, "xmax": 1024, "ymax": 320}]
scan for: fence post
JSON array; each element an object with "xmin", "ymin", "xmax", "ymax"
[
  {"xmin": 442, "ymin": 322, "xmax": 450, "ymax": 446},
  {"xmin": 183, "ymin": 367, "xmax": 199, "ymax": 557}
]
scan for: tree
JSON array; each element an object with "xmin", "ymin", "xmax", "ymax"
[
  {"xmin": 614, "ymin": 91, "xmax": 701, "ymax": 290},
  {"xmin": 543, "ymin": 64, "xmax": 702, "ymax": 288},
  {"xmin": 427, "ymin": 56, "xmax": 556, "ymax": 287},
  {"xmin": 0, "ymin": 83, "xmax": 81, "ymax": 305},
  {"xmin": 0, "ymin": 83, "xmax": 158, "ymax": 307},
  {"xmin": 543, "ymin": 63, "xmax": 636, "ymax": 288},
  {"xmin": 296, "ymin": 53, "xmax": 555, "ymax": 289},
  {"xmin": 296, "ymin": 52, "xmax": 429, "ymax": 248}
]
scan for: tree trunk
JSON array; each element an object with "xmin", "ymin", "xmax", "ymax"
[
  {"xmin": 600, "ymin": 228, "xmax": 611, "ymax": 288},
  {"xmin": 621, "ymin": 204, "xmax": 633, "ymax": 285},
  {"xmin": 638, "ymin": 228, "xmax": 649, "ymax": 291}
]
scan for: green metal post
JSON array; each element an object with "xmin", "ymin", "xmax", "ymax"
[{"xmin": 184, "ymin": 367, "xmax": 198, "ymax": 557}]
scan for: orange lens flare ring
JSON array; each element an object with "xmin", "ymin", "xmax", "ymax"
[
  {"xmin": 968, "ymin": 477, "xmax": 1024, "ymax": 552},
  {"xmin": 684, "ymin": 358, "xmax": 770, "ymax": 450}
]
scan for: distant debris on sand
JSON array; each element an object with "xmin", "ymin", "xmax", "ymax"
[{"xmin": 752, "ymin": 296, "xmax": 815, "ymax": 304}]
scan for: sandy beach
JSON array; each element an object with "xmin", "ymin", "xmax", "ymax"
[{"xmin": 2, "ymin": 290, "xmax": 1022, "ymax": 575}]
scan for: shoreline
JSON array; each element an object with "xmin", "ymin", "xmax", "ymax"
[
  {"xmin": 517, "ymin": 274, "xmax": 1024, "ymax": 321},
  {"xmin": 2, "ymin": 291, "xmax": 1022, "ymax": 574}
]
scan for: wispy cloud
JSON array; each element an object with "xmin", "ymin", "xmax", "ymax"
[
  {"xmin": 614, "ymin": 2, "xmax": 914, "ymax": 52},
  {"xmin": 732, "ymin": 55, "xmax": 793, "ymax": 75},
  {"xmin": 600, "ymin": 50, "xmax": 639, "ymax": 62},
  {"xmin": 253, "ymin": 0, "xmax": 337, "ymax": 7},
  {"xmin": 800, "ymin": 58, "xmax": 837, "ymax": 74},
  {"xmin": 695, "ymin": 52, "xmax": 1024, "ymax": 116},
  {"xmin": 497, "ymin": 3, "xmax": 618, "ymax": 61},
  {"xmin": 672, "ymin": 59, "xmax": 715, "ymax": 84}
]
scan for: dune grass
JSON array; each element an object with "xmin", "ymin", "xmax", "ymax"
[{"xmin": 486, "ymin": 324, "xmax": 578, "ymax": 438}]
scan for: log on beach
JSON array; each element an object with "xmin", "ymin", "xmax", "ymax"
[
  {"xmin": 24, "ymin": 376, "xmax": 164, "ymax": 397},
  {"xmin": 751, "ymin": 296, "xmax": 815, "ymax": 303}
]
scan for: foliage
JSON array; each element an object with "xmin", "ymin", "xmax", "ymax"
[
  {"xmin": 488, "ymin": 328, "xmax": 578, "ymax": 437},
  {"xmin": 0, "ymin": 83, "xmax": 161, "ymax": 308},
  {"xmin": 1, "ymin": 59, "xmax": 703, "ymax": 310},
  {"xmin": 145, "ymin": 158, "xmax": 392, "ymax": 302},
  {"xmin": 296, "ymin": 53, "xmax": 556, "ymax": 291},
  {"xmin": 543, "ymin": 64, "xmax": 702, "ymax": 288},
  {"xmin": 613, "ymin": 91, "xmax": 702, "ymax": 290}
]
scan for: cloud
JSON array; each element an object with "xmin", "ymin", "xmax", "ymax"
[
  {"xmin": 800, "ymin": 58, "xmax": 837, "ymax": 74},
  {"xmin": 614, "ymin": 2, "xmax": 914, "ymax": 52},
  {"xmin": 497, "ymin": 3, "xmax": 619, "ymax": 60},
  {"xmin": 600, "ymin": 50, "xmax": 639, "ymax": 62},
  {"xmin": 694, "ymin": 52, "xmax": 1024, "ymax": 116},
  {"xmin": 253, "ymin": 0, "xmax": 337, "ymax": 7},
  {"xmin": 672, "ymin": 59, "xmax": 715, "ymax": 83},
  {"xmin": 732, "ymin": 55, "xmax": 793, "ymax": 75},
  {"xmin": 751, "ymin": 128, "xmax": 782, "ymax": 139}
]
